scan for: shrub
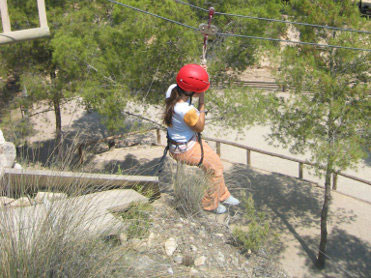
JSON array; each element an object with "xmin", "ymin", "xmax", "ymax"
[
  {"xmin": 116, "ymin": 202, "xmax": 153, "ymax": 239},
  {"xmin": 232, "ymin": 195, "xmax": 276, "ymax": 253},
  {"xmin": 172, "ymin": 162, "xmax": 209, "ymax": 217}
]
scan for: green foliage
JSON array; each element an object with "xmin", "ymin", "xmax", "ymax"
[
  {"xmin": 270, "ymin": 0, "xmax": 370, "ymax": 174},
  {"xmin": 117, "ymin": 202, "xmax": 153, "ymax": 239},
  {"xmin": 1, "ymin": 0, "xmax": 286, "ymax": 135},
  {"xmin": 232, "ymin": 195, "xmax": 274, "ymax": 253}
]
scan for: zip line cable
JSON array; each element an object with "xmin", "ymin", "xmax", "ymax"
[
  {"xmin": 106, "ymin": 0, "xmax": 371, "ymax": 52},
  {"xmin": 218, "ymin": 32, "xmax": 371, "ymax": 52},
  {"xmin": 174, "ymin": 0, "xmax": 371, "ymax": 35},
  {"xmin": 106, "ymin": 0, "xmax": 198, "ymax": 31}
]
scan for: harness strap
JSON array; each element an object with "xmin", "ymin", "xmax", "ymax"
[{"xmin": 197, "ymin": 132, "xmax": 204, "ymax": 167}]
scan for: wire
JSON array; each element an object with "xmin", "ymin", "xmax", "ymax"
[
  {"xmin": 106, "ymin": 0, "xmax": 198, "ymax": 31},
  {"xmin": 218, "ymin": 32, "xmax": 371, "ymax": 52},
  {"xmin": 106, "ymin": 0, "xmax": 371, "ymax": 52},
  {"xmin": 174, "ymin": 0, "xmax": 371, "ymax": 35}
]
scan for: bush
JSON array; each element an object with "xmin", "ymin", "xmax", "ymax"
[
  {"xmin": 172, "ymin": 162, "xmax": 209, "ymax": 217},
  {"xmin": 232, "ymin": 195, "xmax": 276, "ymax": 253},
  {"xmin": 116, "ymin": 202, "xmax": 153, "ymax": 239}
]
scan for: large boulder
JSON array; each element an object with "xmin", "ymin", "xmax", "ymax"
[{"xmin": 0, "ymin": 129, "xmax": 16, "ymax": 168}]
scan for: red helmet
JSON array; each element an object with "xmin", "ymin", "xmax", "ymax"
[{"xmin": 176, "ymin": 64, "xmax": 210, "ymax": 93}]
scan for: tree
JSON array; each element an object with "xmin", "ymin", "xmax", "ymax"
[{"xmin": 269, "ymin": 0, "xmax": 370, "ymax": 268}]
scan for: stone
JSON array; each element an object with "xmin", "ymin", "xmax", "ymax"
[
  {"xmin": 119, "ymin": 232, "xmax": 128, "ymax": 244},
  {"xmin": 164, "ymin": 237, "xmax": 177, "ymax": 256},
  {"xmin": 167, "ymin": 267, "xmax": 174, "ymax": 275},
  {"xmin": 35, "ymin": 192, "xmax": 68, "ymax": 204},
  {"xmin": 216, "ymin": 251, "xmax": 225, "ymax": 264},
  {"xmin": 0, "ymin": 196, "xmax": 15, "ymax": 207},
  {"xmin": 13, "ymin": 163, "xmax": 22, "ymax": 169},
  {"xmin": 147, "ymin": 232, "xmax": 156, "ymax": 247},
  {"xmin": 2, "ymin": 189, "xmax": 148, "ymax": 245},
  {"xmin": 189, "ymin": 268, "xmax": 199, "ymax": 275},
  {"xmin": 10, "ymin": 197, "xmax": 32, "ymax": 208},
  {"xmin": 0, "ymin": 129, "xmax": 5, "ymax": 144},
  {"xmin": 0, "ymin": 142, "xmax": 16, "ymax": 168},
  {"xmin": 190, "ymin": 245, "xmax": 197, "ymax": 252},
  {"xmin": 182, "ymin": 254, "xmax": 194, "ymax": 266},
  {"xmin": 174, "ymin": 255, "xmax": 183, "ymax": 264},
  {"xmin": 194, "ymin": 255, "xmax": 206, "ymax": 266}
]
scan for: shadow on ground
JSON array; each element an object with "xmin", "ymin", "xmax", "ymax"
[
  {"xmin": 223, "ymin": 163, "xmax": 362, "ymax": 277},
  {"xmin": 300, "ymin": 228, "xmax": 371, "ymax": 278}
]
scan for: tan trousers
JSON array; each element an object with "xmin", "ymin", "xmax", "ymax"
[{"xmin": 170, "ymin": 140, "xmax": 230, "ymax": 211}]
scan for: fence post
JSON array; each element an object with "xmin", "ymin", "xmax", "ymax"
[
  {"xmin": 156, "ymin": 129, "xmax": 161, "ymax": 145},
  {"xmin": 332, "ymin": 172, "xmax": 338, "ymax": 190},
  {"xmin": 78, "ymin": 144, "xmax": 84, "ymax": 165},
  {"xmin": 246, "ymin": 149, "xmax": 251, "ymax": 166},
  {"xmin": 299, "ymin": 162, "xmax": 303, "ymax": 179},
  {"xmin": 216, "ymin": 142, "xmax": 221, "ymax": 157}
]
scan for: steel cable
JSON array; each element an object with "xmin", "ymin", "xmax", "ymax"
[
  {"xmin": 174, "ymin": 0, "xmax": 371, "ymax": 35},
  {"xmin": 106, "ymin": 0, "xmax": 371, "ymax": 52}
]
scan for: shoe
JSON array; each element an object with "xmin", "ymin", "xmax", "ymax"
[
  {"xmin": 222, "ymin": 195, "xmax": 240, "ymax": 206},
  {"xmin": 214, "ymin": 203, "xmax": 227, "ymax": 214}
]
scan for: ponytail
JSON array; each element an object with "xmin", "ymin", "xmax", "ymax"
[{"xmin": 163, "ymin": 86, "xmax": 183, "ymax": 127}]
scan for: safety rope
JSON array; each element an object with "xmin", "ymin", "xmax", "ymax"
[
  {"xmin": 106, "ymin": 0, "xmax": 371, "ymax": 52},
  {"xmin": 174, "ymin": 0, "xmax": 371, "ymax": 35}
]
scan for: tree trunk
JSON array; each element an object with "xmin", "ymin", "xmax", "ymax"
[
  {"xmin": 317, "ymin": 159, "xmax": 332, "ymax": 268},
  {"xmin": 53, "ymin": 97, "xmax": 62, "ymax": 145}
]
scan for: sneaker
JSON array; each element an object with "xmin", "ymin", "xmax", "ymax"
[
  {"xmin": 214, "ymin": 203, "xmax": 227, "ymax": 214},
  {"xmin": 222, "ymin": 195, "xmax": 240, "ymax": 206}
]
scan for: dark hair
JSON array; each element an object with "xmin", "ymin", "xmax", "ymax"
[{"xmin": 163, "ymin": 86, "xmax": 184, "ymax": 127}]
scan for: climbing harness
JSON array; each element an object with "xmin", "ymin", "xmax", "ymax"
[{"xmin": 158, "ymin": 7, "xmax": 215, "ymax": 173}]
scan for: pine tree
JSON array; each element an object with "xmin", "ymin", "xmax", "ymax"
[{"xmin": 270, "ymin": 0, "xmax": 370, "ymax": 268}]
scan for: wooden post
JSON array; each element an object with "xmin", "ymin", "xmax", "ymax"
[
  {"xmin": 332, "ymin": 172, "xmax": 338, "ymax": 190},
  {"xmin": 0, "ymin": 0, "xmax": 11, "ymax": 32},
  {"xmin": 78, "ymin": 144, "xmax": 84, "ymax": 165},
  {"xmin": 216, "ymin": 141, "xmax": 221, "ymax": 157},
  {"xmin": 246, "ymin": 149, "xmax": 251, "ymax": 166},
  {"xmin": 299, "ymin": 162, "xmax": 303, "ymax": 179},
  {"xmin": 37, "ymin": 0, "xmax": 48, "ymax": 28},
  {"xmin": 156, "ymin": 129, "xmax": 161, "ymax": 145}
]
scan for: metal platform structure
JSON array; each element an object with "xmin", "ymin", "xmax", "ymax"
[{"xmin": 0, "ymin": 0, "xmax": 49, "ymax": 45}]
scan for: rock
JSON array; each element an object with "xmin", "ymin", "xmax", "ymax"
[
  {"xmin": 35, "ymin": 192, "xmax": 68, "ymax": 204},
  {"xmin": 215, "ymin": 233, "xmax": 224, "ymax": 238},
  {"xmin": 119, "ymin": 232, "xmax": 128, "ymax": 244},
  {"xmin": 10, "ymin": 197, "xmax": 32, "ymax": 208},
  {"xmin": 0, "ymin": 196, "xmax": 15, "ymax": 207},
  {"xmin": 164, "ymin": 237, "xmax": 177, "ymax": 256},
  {"xmin": 189, "ymin": 267, "xmax": 199, "ymax": 275},
  {"xmin": 147, "ymin": 232, "xmax": 156, "ymax": 247},
  {"xmin": 194, "ymin": 255, "xmax": 206, "ymax": 266},
  {"xmin": 182, "ymin": 254, "xmax": 194, "ymax": 266},
  {"xmin": 216, "ymin": 251, "xmax": 225, "ymax": 264},
  {"xmin": 0, "ymin": 142, "xmax": 16, "ymax": 168},
  {"xmin": 167, "ymin": 267, "xmax": 174, "ymax": 275},
  {"xmin": 13, "ymin": 163, "xmax": 22, "ymax": 169},
  {"xmin": 190, "ymin": 245, "xmax": 197, "ymax": 252},
  {"xmin": 0, "ymin": 129, "xmax": 5, "ymax": 144},
  {"xmin": 174, "ymin": 255, "xmax": 183, "ymax": 264}
]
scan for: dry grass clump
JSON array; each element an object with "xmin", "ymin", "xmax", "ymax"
[
  {"xmin": 0, "ymin": 138, "xmax": 147, "ymax": 278},
  {"xmin": 172, "ymin": 162, "xmax": 209, "ymax": 217}
]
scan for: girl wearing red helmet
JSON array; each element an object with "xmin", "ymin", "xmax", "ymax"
[{"xmin": 163, "ymin": 64, "xmax": 240, "ymax": 214}]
